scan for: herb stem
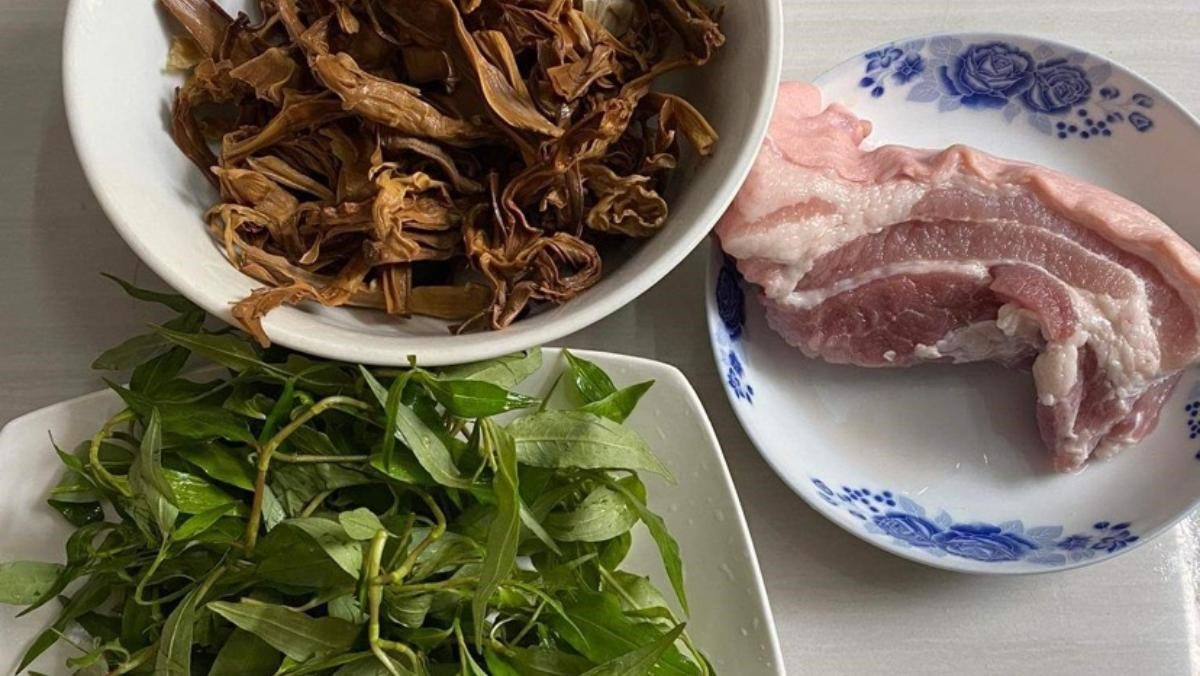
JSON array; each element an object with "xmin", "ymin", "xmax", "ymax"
[
  {"xmin": 510, "ymin": 599, "xmax": 545, "ymax": 644},
  {"xmin": 365, "ymin": 529, "xmax": 403, "ymax": 676},
  {"xmin": 89, "ymin": 409, "xmax": 135, "ymax": 497},
  {"xmin": 299, "ymin": 489, "xmax": 334, "ymax": 518},
  {"xmin": 244, "ymin": 396, "xmax": 372, "ymax": 552},
  {"xmin": 111, "ymin": 645, "xmax": 156, "ymax": 675},
  {"xmin": 272, "ymin": 452, "xmax": 372, "ymax": 464},
  {"xmin": 377, "ymin": 490, "xmax": 446, "ymax": 585}
]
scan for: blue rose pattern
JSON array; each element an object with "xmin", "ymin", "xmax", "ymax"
[
  {"xmin": 812, "ymin": 478, "xmax": 1141, "ymax": 566},
  {"xmin": 873, "ymin": 512, "xmax": 941, "ymax": 548},
  {"xmin": 864, "ymin": 37, "xmax": 1154, "ymax": 140},
  {"xmin": 1021, "ymin": 59, "xmax": 1091, "ymax": 113},
  {"xmin": 940, "ymin": 42, "xmax": 1035, "ymax": 108},
  {"xmin": 714, "ymin": 257, "xmax": 754, "ymax": 404},
  {"xmin": 932, "ymin": 524, "xmax": 1036, "ymax": 562}
]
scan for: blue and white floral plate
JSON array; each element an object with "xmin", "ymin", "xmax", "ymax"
[{"xmin": 706, "ymin": 33, "xmax": 1200, "ymax": 574}]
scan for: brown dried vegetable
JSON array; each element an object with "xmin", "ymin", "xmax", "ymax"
[{"xmin": 162, "ymin": 0, "xmax": 723, "ymax": 343}]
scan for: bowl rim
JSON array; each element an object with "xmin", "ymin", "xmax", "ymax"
[
  {"xmin": 61, "ymin": 0, "xmax": 785, "ymax": 367},
  {"xmin": 704, "ymin": 31, "xmax": 1200, "ymax": 575}
]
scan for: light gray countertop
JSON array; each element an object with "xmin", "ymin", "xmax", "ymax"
[{"xmin": 1, "ymin": 1, "xmax": 1197, "ymax": 673}]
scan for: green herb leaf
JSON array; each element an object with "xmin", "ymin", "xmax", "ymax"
[
  {"xmin": 338, "ymin": 508, "xmax": 384, "ymax": 541},
  {"xmin": 438, "ymin": 349, "xmax": 542, "ymax": 388},
  {"xmin": 361, "ymin": 367, "xmax": 471, "ymax": 489},
  {"xmin": 156, "ymin": 327, "xmax": 266, "ymax": 373},
  {"xmin": 508, "ymin": 411, "xmax": 671, "ymax": 478},
  {"xmin": 48, "ymin": 500, "xmax": 105, "ymax": 527},
  {"xmin": 17, "ymin": 575, "xmax": 112, "ymax": 672},
  {"xmin": 549, "ymin": 593, "xmax": 699, "ymax": 676},
  {"xmin": 207, "ymin": 600, "xmax": 360, "ymax": 662},
  {"xmin": 210, "ymin": 629, "xmax": 283, "ymax": 676},
  {"xmin": 580, "ymin": 623, "xmax": 687, "ymax": 676},
  {"xmin": 546, "ymin": 479, "xmax": 641, "ymax": 543},
  {"xmin": 173, "ymin": 503, "xmax": 239, "ymax": 541},
  {"xmin": 606, "ymin": 478, "xmax": 689, "ymax": 616},
  {"xmin": 178, "ymin": 443, "xmax": 256, "ymax": 491},
  {"xmin": 163, "ymin": 469, "xmax": 242, "ymax": 515},
  {"xmin": 156, "ymin": 578, "xmax": 211, "ymax": 675},
  {"xmin": 503, "ymin": 646, "xmax": 596, "ymax": 676},
  {"xmin": 161, "ymin": 405, "xmax": 256, "ymax": 444},
  {"xmin": 473, "ymin": 421, "xmax": 521, "ymax": 647},
  {"xmin": 579, "ymin": 381, "xmax": 654, "ymax": 423},
  {"xmin": 419, "ymin": 374, "xmax": 539, "ymax": 418},
  {"xmin": 92, "ymin": 333, "xmax": 171, "ymax": 370},
  {"xmin": 255, "ymin": 520, "xmax": 359, "ymax": 588},
  {"xmin": 103, "ymin": 274, "xmax": 199, "ymax": 313},
  {"xmin": 563, "ymin": 351, "xmax": 617, "ymax": 403},
  {"xmin": 0, "ymin": 562, "xmax": 64, "ymax": 606}
]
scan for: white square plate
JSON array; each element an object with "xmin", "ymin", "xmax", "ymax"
[{"xmin": 0, "ymin": 348, "xmax": 783, "ymax": 675}]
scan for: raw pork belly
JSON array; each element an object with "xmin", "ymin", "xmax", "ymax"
[{"xmin": 716, "ymin": 82, "xmax": 1200, "ymax": 471}]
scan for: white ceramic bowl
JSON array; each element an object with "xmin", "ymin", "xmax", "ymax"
[
  {"xmin": 0, "ymin": 349, "xmax": 783, "ymax": 674},
  {"xmin": 62, "ymin": 0, "xmax": 782, "ymax": 366},
  {"xmin": 707, "ymin": 33, "xmax": 1200, "ymax": 574}
]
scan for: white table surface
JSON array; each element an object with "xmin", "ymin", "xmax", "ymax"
[{"xmin": 2, "ymin": 1, "xmax": 1198, "ymax": 674}]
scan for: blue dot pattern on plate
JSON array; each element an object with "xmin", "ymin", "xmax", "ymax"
[
  {"xmin": 714, "ymin": 256, "xmax": 754, "ymax": 404},
  {"xmin": 1185, "ymin": 399, "xmax": 1200, "ymax": 460},
  {"xmin": 858, "ymin": 37, "xmax": 1155, "ymax": 140},
  {"xmin": 810, "ymin": 478, "xmax": 1139, "ymax": 565}
]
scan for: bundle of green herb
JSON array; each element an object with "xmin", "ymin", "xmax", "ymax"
[{"xmin": 0, "ymin": 278, "xmax": 712, "ymax": 676}]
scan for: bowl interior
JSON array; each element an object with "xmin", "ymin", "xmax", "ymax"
[
  {"xmin": 707, "ymin": 33, "xmax": 1200, "ymax": 573},
  {"xmin": 64, "ymin": 0, "xmax": 780, "ymax": 365}
]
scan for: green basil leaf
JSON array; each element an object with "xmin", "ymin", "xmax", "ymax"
[
  {"xmin": 338, "ymin": 508, "xmax": 384, "ymax": 541},
  {"xmin": 162, "ymin": 405, "xmax": 256, "ymax": 444},
  {"xmin": 437, "ymin": 349, "xmax": 542, "ymax": 388},
  {"xmin": 508, "ymin": 411, "xmax": 671, "ymax": 478},
  {"xmin": 255, "ymin": 520, "xmax": 359, "ymax": 588},
  {"xmin": 473, "ymin": 421, "xmax": 521, "ymax": 647},
  {"xmin": 156, "ymin": 326, "xmax": 267, "ymax": 372},
  {"xmin": 579, "ymin": 381, "xmax": 654, "ymax": 423},
  {"xmin": 606, "ymin": 478, "xmax": 688, "ymax": 616},
  {"xmin": 546, "ymin": 479, "xmax": 641, "ymax": 543},
  {"xmin": 207, "ymin": 601, "xmax": 360, "ymax": 662},
  {"xmin": 548, "ymin": 592, "xmax": 699, "ymax": 676},
  {"xmin": 173, "ymin": 503, "xmax": 239, "ymax": 541},
  {"xmin": 92, "ymin": 333, "xmax": 171, "ymax": 371},
  {"xmin": 17, "ymin": 575, "xmax": 112, "ymax": 672},
  {"xmin": 121, "ymin": 593, "xmax": 155, "ymax": 650},
  {"xmin": 563, "ymin": 351, "xmax": 617, "ymax": 403},
  {"xmin": 103, "ymin": 274, "xmax": 199, "ymax": 313},
  {"xmin": 284, "ymin": 518, "xmax": 363, "ymax": 579},
  {"xmin": 580, "ymin": 624, "xmax": 687, "ymax": 676},
  {"xmin": 483, "ymin": 650, "xmax": 525, "ymax": 676},
  {"xmin": 419, "ymin": 375, "xmax": 539, "ymax": 418},
  {"xmin": 138, "ymin": 408, "xmax": 176, "ymax": 502},
  {"xmin": 163, "ymin": 469, "xmax": 242, "ymax": 515},
  {"xmin": 223, "ymin": 384, "xmax": 273, "ymax": 420},
  {"xmin": 178, "ymin": 443, "xmax": 256, "ymax": 491},
  {"xmin": 519, "ymin": 501, "xmax": 562, "ymax": 555},
  {"xmin": 48, "ymin": 500, "xmax": 105, "ymax": 527},
  {"xmin": 210, "ymin": 629, "xmax": 283, "ymax": 676},
  {"xmin": 381, "ymin": 589, "xmax": 432, "ymax": 628},
  {"xmin": 0, "ymin": 562, "xmax": 64, "ymax": 606},
  {"xmin": 361, "ymin": 367, "xmax": 471, "ymax": 489},
  {"xmin": 504, "ymin": 646, "xmax": 595, "ymax": 676},
  {"xmin": 131, "ymin": 345, "xmax": 193, "ymax": 395},
  {"xmin": 156, "ymin": 580, "xmax": 210, "ymax": 675}
]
